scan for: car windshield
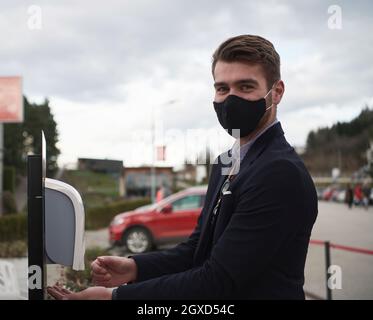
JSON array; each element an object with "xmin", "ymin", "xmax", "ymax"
[
  {"xmin": 134, "ymin": 204, "xmax": 156, "ymax": 212},
  {"xmin": 133, "ymin": 191, "xmax": 197, "ymax": 212}
]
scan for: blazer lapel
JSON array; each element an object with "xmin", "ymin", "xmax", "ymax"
[
  {"xmin": 229, "ymin": 122, "xmax": 284, "ymax": 189},
  {"xmin": 201, "ymin": 170, "xmax": 225, "ymax": 231},
  {"xmin": 194, "ymin": 154, "xmax": 228, "ymax": 263}
]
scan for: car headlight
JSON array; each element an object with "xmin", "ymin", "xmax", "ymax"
[{"xmin": 111, "ymin": 216, "xmax": 126, "ymax": 226}]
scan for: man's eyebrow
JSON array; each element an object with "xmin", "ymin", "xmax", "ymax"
[
  {"xmin": 213, "ymin": 82, "xmax": 227, "ymax": 88},
  {"xmin": 213, "ymin": 79, "xmax": 259, "ymax": 88},
  {"xmin": 234, "ymin": 79, "xmax": 259, "ymax": 86}
]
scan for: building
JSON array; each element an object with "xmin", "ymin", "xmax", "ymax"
[
  {"xmin": 175, "ymin": 163, "xmax": 207, "ymax": 184},
  {"xmin": 124, "ymin": 166, "xmax": 174, "ymax": 197},
  {"xmin": 77, "ymin": 158, "xmax": 125, "ymax": 197},
  {"xmin": 78, "ymin": 158, "xmax": 123, "ymax": 175}
]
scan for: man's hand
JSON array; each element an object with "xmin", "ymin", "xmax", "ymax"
[
  {"xmin": 91, "ymin": 256, "xmax": 138, "ymax": 287},
  {"xmin": 47, "ymin": 285, "xmax": 113, "ymax": 300}
]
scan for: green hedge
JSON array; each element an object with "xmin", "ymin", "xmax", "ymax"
[
  {"xmin": 0, "ymin": 240, "xmax": 27, "ymax": 258},
  {"xmin": 3, "ymin": 166, "xmax": 16, "ymax": 193},
  {"xmin": 0, "ymin": 213, "xmax": 27, "ymax": 242},
  {"xmin": 86, "ymin": 197, "xmax": 150, "ymax": 230},
  {"xmin": 0, "ymin": 198, "xmax": 151, "ymax": 243},
  {"xmin": 3, "ymin": 191, "xmax": 18, "ymax": 214}
]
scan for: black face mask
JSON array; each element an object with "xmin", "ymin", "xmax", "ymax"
[{"xmin": 213, "ymin": 90, "xmax": 273, "ymax": 138}]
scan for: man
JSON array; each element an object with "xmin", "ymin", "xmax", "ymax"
[{"xmin": 48, "ymin": 35, "xmax": 318, "ymax": 300}]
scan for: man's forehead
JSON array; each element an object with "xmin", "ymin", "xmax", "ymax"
[{"xmin": 213, "ymin": 61, "xmax": 265, "ymax": 84}]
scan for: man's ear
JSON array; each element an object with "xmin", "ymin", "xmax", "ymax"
[{"xmin": 272, "ymin": 80, "xmax": 285, "ymax": 105}]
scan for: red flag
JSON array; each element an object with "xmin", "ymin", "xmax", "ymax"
[
  {"xmin": 0, "ymin": 76, "xmax": 23, "ymax": 123},
  {"xmin": 156, "ymin": 145, "xmax": 166, "ymax": 161}
]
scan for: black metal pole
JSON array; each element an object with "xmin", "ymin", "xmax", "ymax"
[
  {"xmin": 325, "ymin": 241, "xmax": 332, "ymax": 300},
  {"xmin": 27, "ymin": 154, "xmax": 46, "ymax": 300}
]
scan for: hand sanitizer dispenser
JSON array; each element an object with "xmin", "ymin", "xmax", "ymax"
[
  {"xmin": 45, "ymin": 178, "xmax": 85, "ymax": 271},
  {"xmin": 28, "ymin": 131, "xmax": 86, "ymax": 300}
]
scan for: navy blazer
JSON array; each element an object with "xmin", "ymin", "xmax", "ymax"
[{"xmin": 115, "ymin": 122, "xmax": 318, "ymax": 300}]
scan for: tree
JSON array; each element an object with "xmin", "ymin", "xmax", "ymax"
[
  {"xmin": 4, "ymin": 96, "xmax": 60, "ymax": 177},
  {"xmin": 303, "ymin": 105, "xmax": 373, "ymax": 175}
]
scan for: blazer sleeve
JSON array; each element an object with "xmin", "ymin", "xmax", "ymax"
[
  {"xmin": 130, "ymin": 210, "xmax": 203, "ymax": 282},
  {"xmin": 114, "ymin": 160, "xmax": 309, "ymax": 299}
]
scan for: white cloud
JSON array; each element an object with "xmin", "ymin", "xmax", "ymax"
[{"xmin": 1, "ymin": 0, "xmax": 372, "ymax": 167}]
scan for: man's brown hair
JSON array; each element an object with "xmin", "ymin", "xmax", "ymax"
[{"xmin": 212, "ymin": 35, "xmax": 281, "ymax": 90}]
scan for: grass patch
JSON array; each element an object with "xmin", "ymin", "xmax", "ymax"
[
  {"xmin": 0, "ymin": 240, "xmax": 27, "ymax": 258},
  {"xmin": 65, "ymin": 246, "xmax": 112, "ymax": 291}
]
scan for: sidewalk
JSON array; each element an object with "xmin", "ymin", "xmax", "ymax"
[{"xmin": 304, "ymin": 201, "xmax": 373, "ymax": 299}]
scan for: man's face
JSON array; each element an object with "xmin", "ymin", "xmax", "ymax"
[{"xmin": 213, "ymin": 61, "xmax": 270, "ymax": 103}]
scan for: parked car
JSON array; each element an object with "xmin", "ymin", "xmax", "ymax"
[
  {"xmin": 109, "ymin": 186, "xmax": 207, "ymax": 253},
  {"xmin": 322, "ymin": 187, "xmax": 337, "ymax": 201}
]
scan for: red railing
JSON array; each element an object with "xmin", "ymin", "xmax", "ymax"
[
  {"xmin": 310, "ymin": 239, "xmax": 373, "ymax": 255},
  {"xmin": 308, "ymin": 239, "xmax": 373, "ymax": 300}
]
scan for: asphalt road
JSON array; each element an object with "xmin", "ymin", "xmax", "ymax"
[
  {"xmin": 304, "ymin": 201, "xmax": 373, "ymax": 300},
  {"xmin": 3, "ymin": 201, "xmax": 372, "ymax": 300}
]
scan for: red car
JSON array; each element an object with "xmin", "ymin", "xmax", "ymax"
[
  {"xmin": 322, "ymin": 186, "xmax": 339, "ymax": 201},
  {"xmin": 109, "ymin": 186, "xmax": 207, "ymax": 253}
]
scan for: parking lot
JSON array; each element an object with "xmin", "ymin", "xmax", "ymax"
[
  {"xmin": 4, "ymin": 200, "xmax": 373, "ymax": 300},
  {"xmin": 304, "ymin": 201, "xmax": 373, "ymax": 299}
]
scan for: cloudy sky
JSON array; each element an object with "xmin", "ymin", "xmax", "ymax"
[{"xmin": 1, "ymin": 0, "xmax": 372, "ymax": 168}]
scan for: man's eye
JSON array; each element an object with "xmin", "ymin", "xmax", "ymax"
[
  {"xmin": 241, "ymin": 85, "xmax": 253, "ymax": 91},
  {"xmin": 216, "ymin": 87, "xmax": 228, "ymax": 93}
]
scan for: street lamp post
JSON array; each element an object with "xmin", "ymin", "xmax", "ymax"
[
  {"xmin": 150, "ymin": 106, "xmax": 156, "ymax": 203},
  {"xmin": 150, "ymin": 99, "xmax": 176, "ymax": 203}
]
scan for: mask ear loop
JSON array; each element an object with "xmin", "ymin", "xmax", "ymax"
[
  {"xmin": 264, "ymin": 81, "xmax": 278, "ymax": 111},
  {"xmin": 264, "ymin": 89, "xmax": 273, "ymax": 111}
]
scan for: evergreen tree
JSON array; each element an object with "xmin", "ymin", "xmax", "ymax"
[{"xmin": 4, "ymin": 96, "xmax": 60, "ymax": 177}]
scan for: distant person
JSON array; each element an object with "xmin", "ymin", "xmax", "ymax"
[
  {"xmin": 345, "ymin": 184, "xmax": 354, "ymax": 209},
  {"xmin": 362, "ymin": 184, "xmax": 371, "ymax": 210},
  {"xmin": 354, "ymin": 184, "xmax": 363, "ymax": 206},
  {"xmin": 155, "ymin": 186, "xmax": 164, "ymax": 203}
]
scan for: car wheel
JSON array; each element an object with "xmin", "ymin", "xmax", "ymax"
[{"xmin": 123, "ymin": 227, "xmax": 153, "ymax": 253}]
